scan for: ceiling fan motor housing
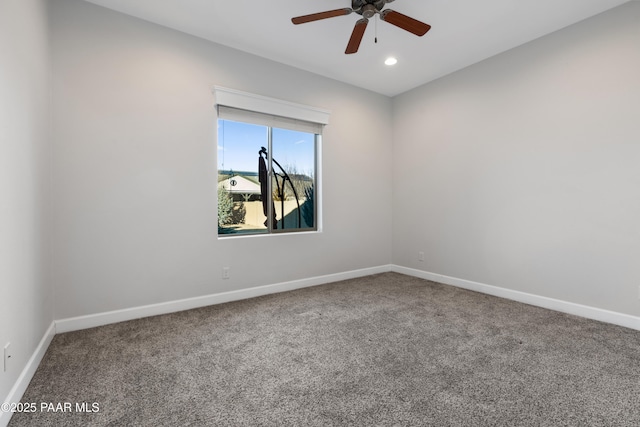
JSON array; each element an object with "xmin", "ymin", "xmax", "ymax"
[{"xmin": 352, "ymin": 0, "xmax": 394, "ymax": 16}]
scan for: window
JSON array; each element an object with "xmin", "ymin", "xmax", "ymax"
[{"xmin": 214, "ymin": 88, "xmax": 329, "ymax": 236}]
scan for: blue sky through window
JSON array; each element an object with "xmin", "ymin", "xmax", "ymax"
[{"xmin": 218, "ymin": 120, "xmax": 315, "ymax": 176}]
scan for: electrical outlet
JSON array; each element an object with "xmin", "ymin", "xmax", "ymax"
[
  {"xmin": 3, "ymin": 342, "xmax": 11, "ymax": 373},
  {"xmin": 222, "ymin": 267, "xmax": 230, "ymax": 280},
  {"xmin": 418, "ymin": 251, "xmax": 425, "ymax": 262}
]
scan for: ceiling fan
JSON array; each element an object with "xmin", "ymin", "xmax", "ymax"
[{"xmin": 291, "ymin": 0, "xmax": 431, "ymax": 54}]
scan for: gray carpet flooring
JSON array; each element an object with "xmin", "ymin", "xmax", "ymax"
[{"xmin": 8, "ymin": 272, "xmax": 640, "ymax": 426}]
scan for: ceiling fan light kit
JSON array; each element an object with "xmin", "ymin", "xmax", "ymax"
[{"xmin": 292, "ymin": 0, "xmax": 431, "ymax": 54}]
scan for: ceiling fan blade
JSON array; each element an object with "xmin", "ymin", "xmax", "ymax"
[
  {"xmin": 292, "ymin": 8, "xmax": 352, "ymax": 25},
  {"xmin": 345, "ymin": 18, "xmax": 368, "ymax": 54},
  {"xmin": 379, "ymin": 9, "xmax": 431, "ymax": 36}
]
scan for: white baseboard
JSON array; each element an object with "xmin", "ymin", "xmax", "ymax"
[
  {"xmin": 55, "ymin": 264, "xmax": 640, "ymax": 334},
  {"xmin": 0, "ymin": 322, "xmax": 56, "ymax": 427},
  {"xmin": 56, "ymin": 265, "xmax": 393, "ymax": 333},
  {"xmin": 392, "ymin": 265, "xmax": 640, "ymax": 332}
]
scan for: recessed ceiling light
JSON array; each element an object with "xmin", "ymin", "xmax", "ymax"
[{"xmin": 385, "ymin": 57, "xmax": 398, "ymax": 66}]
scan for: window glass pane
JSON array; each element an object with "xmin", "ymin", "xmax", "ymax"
[
  {"xmin": 271, "ymin": 127, "xmax": 315, "ymax": 231},
  {"xmin": 217, "ymin": 120, "xmax": 317, "ymax": 236},
  {"xmin": 217, "ymin": 120, "xmax": 268, "ymax": 235}
]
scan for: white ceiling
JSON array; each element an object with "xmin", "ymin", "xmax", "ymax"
[{"xmin": 82, "ymin": 0, "xmax": 631, "ymax": 97}]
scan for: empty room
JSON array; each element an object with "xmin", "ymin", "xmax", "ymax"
[{"xmin": 1, "ymin": 0, "xmax": 639, "ymax": 425}]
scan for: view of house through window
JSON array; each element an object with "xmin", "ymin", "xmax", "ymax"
[{"xmin": 217, "ymin": 118, "xmax": 318, "ymax": 236}]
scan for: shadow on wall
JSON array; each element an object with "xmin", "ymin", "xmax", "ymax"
[{"xmin": 280, "ymin": 197, "xmax": 313, "ymax": 229}]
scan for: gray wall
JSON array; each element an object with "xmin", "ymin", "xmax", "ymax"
[
  {"xmin": 392, "ymin": 2, "xmax": 640, "ymax": 316},
  {"xmin": 0, "ymin": 0, "xmax": 52, "ymax": 402},
  {"xmin": 50, "ymin": 0, "xmax": 393, "ymax": 319}
]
